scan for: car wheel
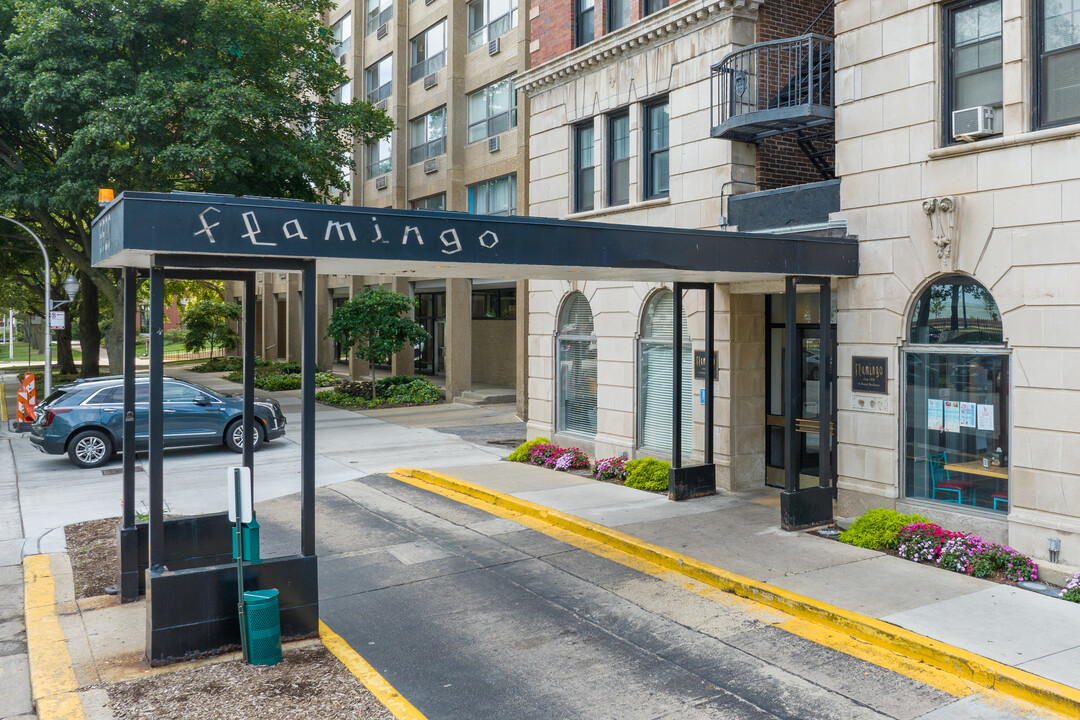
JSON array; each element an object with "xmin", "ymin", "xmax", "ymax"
[
  {"xmin": 68, "ymin": 430, "xmax": 113, "ymax": 469},
  {"xmin": 226, "ymin": 419, "xmax": 265, "ymax": 453}
]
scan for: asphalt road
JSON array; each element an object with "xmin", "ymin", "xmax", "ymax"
[
  {"xmin": 253, "ymin": 474, "xmax": 1051, "ymax": 720},
  {"xmin": 2, "ymin": 370, "xmax": 1060, "ymax": 720}
]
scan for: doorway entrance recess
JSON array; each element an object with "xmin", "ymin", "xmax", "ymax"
[{"xmin": 92, "ymin": 191, "xmax": 858, "ymax": 660}]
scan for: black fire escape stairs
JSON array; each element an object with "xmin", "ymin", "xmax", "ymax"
[{"xmin": 711, "ymin": 32, "xmax": 836, "ymax": 181}]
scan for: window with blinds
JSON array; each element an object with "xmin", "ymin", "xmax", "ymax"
[
  {"xmin": 639, "ymin": 290, "xmax": 692, "ymax": 455},
  {"xmin": 557, "ymin": 293, "xmax": 597, "ymax": 436}
]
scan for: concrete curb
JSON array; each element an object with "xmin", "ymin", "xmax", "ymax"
[
  {"xmin": 23, "ymin": 553, "xmax": 86, "ymax": 720},
  {"xmin": 394, "ymin": 466, "xmax": 1080, "ymax": 719}
]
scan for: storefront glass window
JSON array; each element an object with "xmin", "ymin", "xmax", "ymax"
[{"xmin": 905, "ymin": 276, "xmax": 1008, "ymax": 512}]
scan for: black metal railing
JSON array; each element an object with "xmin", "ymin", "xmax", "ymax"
[{"xmin": 710, "ymin": 34, "xmax": 834, "ymax": 142}]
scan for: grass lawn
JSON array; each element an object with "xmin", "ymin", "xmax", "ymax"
[{"xmin": 1, "ymin": 340, "xmax": 81, "ymax": 363}]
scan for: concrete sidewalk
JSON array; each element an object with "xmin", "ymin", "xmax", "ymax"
[{"xmin": 392, "ymin": 461, "xmax": 1080, "ymax": 715}]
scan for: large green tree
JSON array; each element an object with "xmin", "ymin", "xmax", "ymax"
[
  {"xmin": 0, "ymin": 0, "xmax": 394, "ymax": 375},
  {"xmin": 182, "ymin": 298, "xmax": 240, "ymax": 359}
]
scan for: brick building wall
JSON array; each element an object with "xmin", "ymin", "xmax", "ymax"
[
  {"xmin": 754, "ymin": 0, "xmax": 835, "ymax": 190},
  {"xmin": 530, "ymin": 0, "xmax": 659, "ymax": 66},
  {"xmin": 530, "ymin": 0, "xmax": 574, "ymax": 65}
]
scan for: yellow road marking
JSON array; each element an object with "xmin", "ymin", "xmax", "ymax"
[
  {"xmin": 391, "ymin": 467, "xmax": 1080, "ymax": 718},
  {"xmin": 24, "ymin": 554, "xmax": 85, "ymax": 720},
  {"xmin": 320, "ymin": 619, "xmax": 428, "ymax": 720}
]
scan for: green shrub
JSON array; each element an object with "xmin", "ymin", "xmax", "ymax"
[
  {"xmin": 385, "ymin": 379, "xmax": 442, "ymax": 404},
  {"xmin": 378, "ymin": 374, "xmax": 420, "ymax": 389},
  {"xmin": 191, "ymin": 356, "xmax": 245, "ymax": 373},
  {"xmin": 226, "ymin": 370, "xmax": 336, "ymax": 391},
  {"xmin": 623, "ymin": 457, "xmax": 670, "ymax": 492},
  {"xmin": 508, "ymin": 437, "xmax": 551, "ymax": 463},
  {"xmin": 315, "ymin": 379, "xmax": 441, "ymax": 408},
  {"xmin": 839, "ymin": 508, "xmax": 929, "ymax": 549},
  {"xmin": 163, "ymin": 328, "xmax": 187, "ymax": 344}
]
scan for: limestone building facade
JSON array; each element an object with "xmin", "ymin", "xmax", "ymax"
[{"xmin": 517, "ymin": 0, "xmax": 1080, "ymax": 569}]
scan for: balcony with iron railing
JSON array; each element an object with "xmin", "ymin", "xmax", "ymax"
[{"xmin": 710, "ymin": 34, "xmax": 834, "ymax": 144}]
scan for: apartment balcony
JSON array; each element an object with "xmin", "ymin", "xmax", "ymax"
[{"xmin": 710, "ymin": 34, "xmax": 834, "ymax": 143}]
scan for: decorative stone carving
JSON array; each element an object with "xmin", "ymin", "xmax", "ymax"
[{"xmin": 922, "ymin": 196, "xmax": 960, "ymax": 271}]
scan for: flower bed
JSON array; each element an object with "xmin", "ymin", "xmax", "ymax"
[
  {"xmin": 525, "ymin": 443, "xmax": 590, "ymax": 471},
  {"xmin": 879, "ymin": 520, "xmax": 1040, "ymax": 587},
  {"xmin": 505, "ymin": 442, "xmax": 669, "ymax": 493}
]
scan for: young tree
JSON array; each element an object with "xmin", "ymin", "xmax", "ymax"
[
  {"xmin": 182, "ymin": 300, "xmax": 241, "ymax": 360},
  {"xmin": 326, "ymin": 288, "xmax": 429, "ymax": 399},
  {"xmin": 0, "ymin": 0, "xmax": 395, "ymax": 376}
]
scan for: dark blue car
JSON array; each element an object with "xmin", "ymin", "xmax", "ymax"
[{"xmin": 29, "ymin": 376, "xmax": 286, "ymax": 468}]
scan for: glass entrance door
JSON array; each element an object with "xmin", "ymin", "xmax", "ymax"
[
  {"xmin": 415, "ymin": 292, "xmax": 445, "ymax": 376},
  {"xmin": 765, "ymin": 294, "xmax": 837, "ymax": 488}
]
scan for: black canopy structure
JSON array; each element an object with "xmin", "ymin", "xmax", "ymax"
[{"xmin": 92, "ymin": 191, "xmax": 857, "ymax": 662}]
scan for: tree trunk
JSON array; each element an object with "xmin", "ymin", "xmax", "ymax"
[
  {"xmin": 78, "ymin": 271, "xmax": 101, "ymax": 378},
  {"xmin": 371, "ymin": 365, "xmax": 377, "ymax": 400},
  {"xmin": 56, "ymin": 314, "xmax": 77, "ymax": 375}
]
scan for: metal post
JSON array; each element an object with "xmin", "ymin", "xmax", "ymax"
[
  {"xmin": 783, "ymin": 276, "xmax": 799, "ymax": 494},
  {"xmin": 243, "ymin": 275, "xmax": 256, "ymax": 473},
  {"xmin": 672, "ymin": 283, "xmax": 684, "ymax": 469},
  {"xmin": 301, "ymin": 263, "xmax": 316, "ymax": 557},
  {"xmin": 0, "ymin": 217, "xmax": 52, "ymax": 397},
  {"xmin": 148, "ymin": 266, "xmax": 165, "ymax": 570},
  {"xmin": 704, "ymin": 284, "xmax": 715, "ymax": 465},
  {"xmin": 122, "ymin": 269, "xmax": 136, "ymax": 530},
  {"xmin": 818, "ymin": 282, "xmax": 833, "ymax": 492}
]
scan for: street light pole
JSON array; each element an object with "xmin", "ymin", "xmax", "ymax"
[{"xmin": 0, "ymin": 216, "xmax": 53, "ymax": 397}]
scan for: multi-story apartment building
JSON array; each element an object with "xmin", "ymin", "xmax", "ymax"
[
  {"xmin": 518, "ymin": 0, "xmax": 1080, "ymax": 569},
  {"xmin": 236, "ymin": 0, "xmax": 531, "ymax": 409}
]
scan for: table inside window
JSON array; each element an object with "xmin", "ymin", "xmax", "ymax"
[{"xmin": 941, "ymin": 460, "xmax": 1008, "ymax": 480}]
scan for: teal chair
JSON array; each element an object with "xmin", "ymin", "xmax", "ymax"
[{"xmin": 929, "ymin": 451, "xmax": 971, "ymax": 503}]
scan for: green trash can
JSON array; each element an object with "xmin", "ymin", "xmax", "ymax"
[{"xmin": 243, "ymin": 589, "xmax": 282, "ymax": 666}]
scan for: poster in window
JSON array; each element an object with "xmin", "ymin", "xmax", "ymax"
[
  {"xmin": 928, "ymin": 399, "xmax": 944, "ymax": 431},
  {"xmin": 944, "ymin": 401, "xmax": 960, "ymax": 433},
  {"xmin": 959, "ymin": 402, "xmax": 976, "ymax": 428},
  {"xmin": 977, "ymin": 404, "xmax": 994, "ymax": 431}
]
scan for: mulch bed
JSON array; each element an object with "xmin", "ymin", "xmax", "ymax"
[
  {"xmin": 105, "ymin": 645, "xmax": 394, "ymax": 720},
  {"xmin": 66, "ymin": 520, "xmax": 395, "ymax": 718},
  {"xmin": 66, "ymin": 517, "xmax": 120, "ymax": 598}
]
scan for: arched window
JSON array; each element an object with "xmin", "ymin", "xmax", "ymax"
[
  {"xmin": 909, "ymin": 274, "xmax": 1003, "ymax": 345},
  {"xmin": 557, "ymin": 293, "xmax": 597, "ymax": 436},
  {"xmin": 638, "ymin": 290, "xmax": 692, "ymax": 455},
  {"xmin": 904, "ymin": 276, "xmax": 1009, "ymax": 513}
]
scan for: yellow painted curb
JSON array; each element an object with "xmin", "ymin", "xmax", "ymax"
[
  {"xmin": 320, "ymin": 619, "xmax": 428, "ymax": 720},
  {"xmin": 23, "ymin": 554, "xmax": 85, "ymax": 720},
  {"xmin": 393, "ymin": 466, "xmax": 1080, "ymax": 718}
]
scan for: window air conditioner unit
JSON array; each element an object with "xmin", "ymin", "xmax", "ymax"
[
  {"xmin": 488, "ymin": 135, "xmax": 500, "ymax": 153},
  {"xmin": 423, "ymin": 158, "xmax": 439, "ymax": 174},
  {"xmin": 424, "ymin": 72, "xmax": 438, "ymax": 89},
  {"xmin": 375, "ymin": 175, "xmax": 388, "ymax": 190},
  {"xmin": 951, "ymin": 106, "xmax": 994, "ymax": 141},
  {"xmin": 375, "ymin": 99, "xmax": 388, "ymax": 111},
  {"xmin": 376, "ymin": 23, "xmax": 388, "ymax": 39},
  {"xmin": 488, "ymin": 37, "xmax": 501, "ymax": 56}
]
